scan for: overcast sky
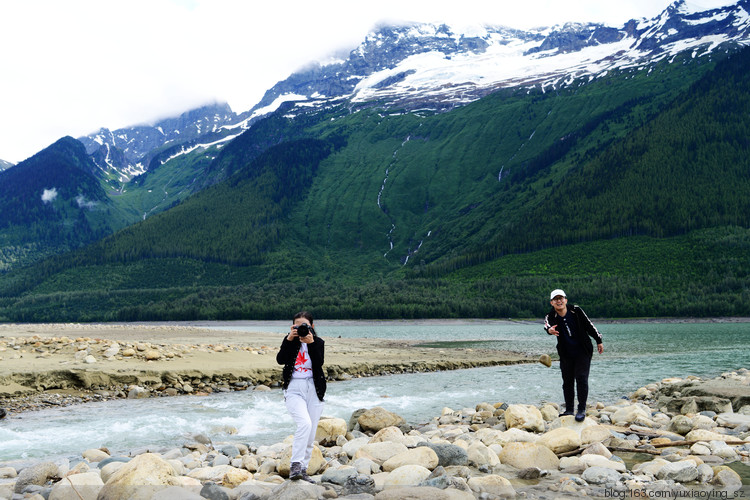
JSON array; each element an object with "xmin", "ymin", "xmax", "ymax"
[{"xmin": 0, "ymin": 0, "xmax": 719, "ymax": 163}]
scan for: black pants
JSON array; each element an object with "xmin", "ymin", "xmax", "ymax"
[{"xmin": 559, "ymin": 353, "xmax": 592, "ymax": 412}]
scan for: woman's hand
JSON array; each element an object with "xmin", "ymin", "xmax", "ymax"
[
  {"xmin": 286, "ymin": 327, "xmax": 298, "ymax": 342},
  {"xmin": 287, "ymin": 324, "xmax": 315, "ymax": 343}
]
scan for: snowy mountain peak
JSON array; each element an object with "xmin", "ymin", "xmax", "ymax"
[
  {"xmin": 0, "ymin": 159, "xmax": 14, "ymax": 172},
  {"xmin": 78, "ymin": 102, "xmax": 249, "ymax": 184},
  {"xmin": 250, "ymin": 0, "xmax": 750, "ymax": 116}
]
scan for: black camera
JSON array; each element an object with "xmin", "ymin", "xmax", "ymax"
[{"xmin": 294, "ymin": 323, "xmax": 311, "ymax": 337}]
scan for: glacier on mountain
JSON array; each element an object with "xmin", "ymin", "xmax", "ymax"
[{"xmin": 251, "ymin": 0, "xmax": 750, "ymax": 115}]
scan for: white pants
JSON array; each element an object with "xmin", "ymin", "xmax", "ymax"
[{"xmin": 284, "ymin": 377, "xmax": 325, "ymax": 467}]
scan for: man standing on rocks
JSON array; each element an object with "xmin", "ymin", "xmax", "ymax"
[{"xmin": 544, "ymin": 289, "xmax": 603, "ymax": 422}]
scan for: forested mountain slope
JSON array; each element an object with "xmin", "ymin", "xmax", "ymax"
[
  {"xmin": 0, "ymin": 138, "xmax": 115, "ymax": 270},
  {"xmin": 1, "ymin": 45, "xmax": 748, "ymax": 321}
]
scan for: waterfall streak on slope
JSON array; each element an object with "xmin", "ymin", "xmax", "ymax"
[{"xmin": 379, "ymin": 136, "xmax": 411, "ymax": 257}]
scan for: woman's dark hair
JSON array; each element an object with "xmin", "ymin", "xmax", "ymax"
[{"xmin": 293, "ymin": 311, "xmax": 314, "ymax": 325}]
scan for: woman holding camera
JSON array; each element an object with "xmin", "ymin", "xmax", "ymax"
[{"xmin": 276, "ymin": 311, "xmax": 326, "ymax": 482}]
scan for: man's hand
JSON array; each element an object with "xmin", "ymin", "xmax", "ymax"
[
  {"xmin": 597, "ymin": 344, "xmax": 604, "ymax": 354},
  {"xmin": 548, "ymin": 326, "xmax": 560, "ymax": 336}
]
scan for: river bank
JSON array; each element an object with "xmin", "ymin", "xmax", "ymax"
[
  {"xmin": 0, "ymin": 323, "xmax": 534, "ymax": 415},
  {"xmin": 1, "ymin": 369, "xmax": 748, "ymax": 499}
]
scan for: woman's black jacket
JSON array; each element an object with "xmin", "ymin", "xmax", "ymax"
[{"xmin": 276, "ymin": 334, "xmax": 326, "ymax": 401}]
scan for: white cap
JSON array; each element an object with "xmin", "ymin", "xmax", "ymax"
[{"xmin": 550, "ymin": 289, "xmax": 566, "ymax": 300}]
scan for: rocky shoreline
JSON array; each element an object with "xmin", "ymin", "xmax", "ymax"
[{"xmin": 1, "ymin": 368, "xmax": 749, "ymax": 499}]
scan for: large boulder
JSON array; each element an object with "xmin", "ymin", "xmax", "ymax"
[
  {"xmin": 716, "ymin": 412, "xmax": 750, "ymax": 428},
  {"xmin": 582, "ymin": 466, "xmax": 622, "ymax": 485},
  {"xmin": 611, "ymin": 404, "xmax": 651, "ymax": 426},
  {"xmin": 98, "ymin": 453, "xmax": 177, "ymax": 500},
  {"xmin": 278, "ymin": 446, "xmax": 326, "ymax": 477},
  {"xmin": 536, "ymin": 427, "xmax": 581, "ymax": 454},
  {"xmin": 382, "ymin": 447, "xmax": 439, "ymax": 472},
  {"xmin": 316, "ymin": 417, "xmax": 348, "ymax": 446},
  {"xmin": 581, "ymin": 425, "xmax": 613, "ymax": 445},
  {"xmin": 186, "ymin": 465, "xmax": 236, "ymax": 482},
  {"xmin": 358, "ymin": 407, "xmax": 406, "ymax": 433},
  {"xmin": 685, "ymin": 429, "xmax": 733, "ymax": 442},
  {"xmin": 14, "ymin": 462, "xmax": 60, "ymax": 493},
  {"xmin": 416, "ymin": 442, "xmax": 468, "ymax": 467},
  {"xmin": 580, "ymin": 454, "xmax": 626, "ymax": 472},
  {"xmin": 657, "ymin": 461, "xmax": 699, "ymax": 483},
  {"xmin": 549, "ymin": 414, "xmax": 597, "ymax": 430},
  {"xmin": 582, "ymin": 442, "xmax": 612, "ymax": 459},
  {"xmin": 99, "ymin": 462, "xmax": 127, "ymax": 484},
  {"xmin": 49, "ymin": 472, "xmax": 104, "ymax": 500},
  {"xmin": 0, "ymin": 467, "xmax": 16, "ymax": 479},
  {"xmin": 667, "ymin": 415, "xmax": 694, "ymax": 435},
  {"xmin": 369, "ymin": 426, "xmax": 407, "ymax": 444},
  {"xmin": 321, "ymin": 467, "xmax": 358, "ymax": 485},
  {"xmin": 497, "ymin": 428, "xmax": 538, "ymax": 444},
  {"xmin": 382, "ymin": 464, "xmax": 431, "ymax": 487},
  {"xmin": 504, "ymin": 404, "xmax": 545, "ymax": 433},
  {"xmin": 222, "ymin": 467, "xmax": 252, "ymax": 487},
  {"xmin": 354, "ymin": 442, "xmax": 409, "ymax": 465},
  {"xmin": 467, "ymin": 441, "xmax": 499, "ymax": 467},
  {"xmin": 711, "ymin": 466, "xmax": 742, "ymax": 489},
  {"xmin": 81, "ymin": 449, "xmax": 110, "ymax": 463},
  {"xmin": 540, "ymin": 404, "xmax": 558, "ymax": 421},
  {"xmin": 343, "ymin": 437, "xmax": 371, "ymax": 458},
  {"xmin": 633, "ymin": 458, "xmax": 669, "ymax": 477},
  {"xmin": 497, "ymin": 442, "xmax": 559, "ymax": 470},
  {"xmin": 467, "ymin": 474, "xmax": 516, "ymax": 498},
  {"xmin": 475, "ymin": 428, "xmax": 503, "ymax": 445},
  {"xmin": 691, "ymin": 414, "xmax": 716, "ymax": 430},
  {"xmin": 342, "ymin": 474, "xmax": 377, "ymax": 496}
]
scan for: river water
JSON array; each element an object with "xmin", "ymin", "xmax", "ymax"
[{"xmin": 1, "ymin": 320, "xmax": 749, "ymax": 463}]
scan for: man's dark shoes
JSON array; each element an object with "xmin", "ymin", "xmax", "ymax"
[
  {"xmin": 575, "ymin": 410, "xmax": 586, "ymax": 422},
  {"xmin": 559, "ymin": 410, "xmax": 574, "ymax": 417}
]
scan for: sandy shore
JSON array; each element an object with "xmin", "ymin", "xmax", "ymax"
[{"xmin": 0, "ymin": 323, "xmax": 534, "ymax": 414}]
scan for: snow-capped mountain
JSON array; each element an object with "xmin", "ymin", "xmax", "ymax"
[
  {"xmin": 0, "ymin": 159, "xmax": 13, "ymax": 172},
  {"xmin": 73, "ymin": 0, "xmax": 750, "ymax": 188},
  {"xmin": 78, "ymin": 102, "xmax": 251, "ymax": 183},
  {"xmin": 251, "ymin": 0, "xmax": 750, "ymax": 114}
]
